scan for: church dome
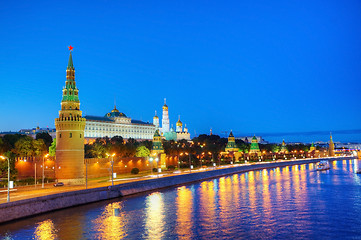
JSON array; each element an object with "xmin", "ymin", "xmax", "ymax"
[{"xmin": 176, "ymin": 119, "xmax": 182, "ymax": 126}]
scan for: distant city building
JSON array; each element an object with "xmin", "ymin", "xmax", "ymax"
[
  {"xmin": 0, "ymin": 126, "xmax": 56, "ymax": 139},
  {"xmin": 238, "ymin": 136, "xmax": 264, "ymax": 144},
  {"xmin": 84, "ymin": 105, "xmax": 156, "ymax": 140}
]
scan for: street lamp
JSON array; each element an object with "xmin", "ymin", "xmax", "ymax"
[
  {"xmin": 185, "ymin": 152, "xmax": 191, "ymax": 173},
  {"xmin": 0, "ymin": 155, "xmax": 10, "ymax": 202},
  {"xmin": 149, "ymin": 157, "xmax": 153, "ymax": 175},
  {"xmin": 107, "ymin": 153, "xmax": 116, "ymax": 186},
  {"xmin": 155, "ymin": 157, "xmax": 159, "ymax": 178},
  {"xmin": 42, "ymin": 154, "xmax": 49, "ymax": 188}
]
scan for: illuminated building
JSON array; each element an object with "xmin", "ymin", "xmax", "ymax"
[
  {"xmin": 153, "ymin": 111, "xmax": 160, "ymax": 129},
  {"xmin": 328, "ymin": 133, "xmax": 335, "ymax": 156},
  {"xmin": 150, "ymin": 130, "xmax": 166, "ymax": 168},
  {"xmin": 161, "ymin": 99, "xmax": 170, "ymax": 133},
  {"xmin": 156, "ymin": 99, "xmax": 191, "ymax": 141},
  {"xmin": 280, "ymin": 139, "xmax": 288, "ymax": 153},
  {"xmin": 309, "ymin": 142, "xmax": 316, "ymax": 152},
  {"xmin": 175, "ymin": 116, "xmax": 190, "ymax": 141},
  {"xmin": 225, "ymin": 131, "xmax": 239, "ymax": 152},
  {"xmin": 151, "ymin": 130, "xmax": 164, "ymax": 155},
  {"xmin": 54, "ymin": 47, "xmax": 86, "ymax": 185},
  {"xmin": 249, "ymin": 135, "xmax": 261, "ymax": 155},
  {"xmin": 0, "ymin": 126, "xmax": 56, "ymax": 139},
  {"xmin": 84, "ymin": 105, "xmax": 156, "ymax": 140}
]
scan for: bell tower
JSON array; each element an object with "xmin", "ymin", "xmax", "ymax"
[{"xmin": 55, "ymin": 46, "xmax": 86, "ymax": 185}]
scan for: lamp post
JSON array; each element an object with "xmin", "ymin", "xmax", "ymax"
[
  {"xmin": 185, "ymin": 152, "xmax": 191, "ymax": 173},
  {"xmin": 106, "ymin": 153, "xmax": 116, "ymax": 186},
  {"xmin": 34, "ymin": 162, "xmax": 37, "ymax": 188},
  {"xmin": 0, "ymin": 156, "xmax": 10, "ymax": 202},
  {"xmin": 177, "ymin": 152, "xmax": 180, "ymax": 172},
  {"xmin": 149, "ymin": 157, "xmax": 153, "ymax": 175},
  {"xmin": 111, "ymin": 153, "xmax": 115, "ymax": 186},
  {"xmin": 188, "ymin": 153, "xmax": 192, "ymax": 173},
  {"xmin": 42, "ymin": 154, "xmax": 49, "ymax": 188},
  {"xmin": 155, "ymin": 156, "xmax": 159, "ymax": 178}
]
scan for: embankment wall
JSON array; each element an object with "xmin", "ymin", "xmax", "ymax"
[{"xmin": 0, "ymin": 156, "xmax": 355, "ymax": 224}]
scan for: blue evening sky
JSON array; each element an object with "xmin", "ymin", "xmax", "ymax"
[{"xmin": 0, "ymin": 0, "xmax": 360, "ymax": 138}]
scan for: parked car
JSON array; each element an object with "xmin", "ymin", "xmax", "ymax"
[{"xmin": 54, "ymin": 182, "xmax": 64, "ymax": 187}]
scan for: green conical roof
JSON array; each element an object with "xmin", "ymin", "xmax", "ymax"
[
  {"xmin": 311, "ymin": 142, "xmax": 314, "ymax": 147},
  {"xmin": 250, "ymin": 135, "xmax": 260, "ymax": 152},
  {"xmin": 68, "ymin": 52, "xmax": 74, "ymax": 69},
  {"xmin": 154, "ymin": 129, "xmax": 160, "ymax": 137}
]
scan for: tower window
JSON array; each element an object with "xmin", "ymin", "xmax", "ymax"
[
  {"xmin": 70, "ymin": 133, "xmax": 72, "ymax": 138},
  {"xmin": 80, "ymin": 134, "xmax": 82, "ymax": 138},
  {"xmin": 59, "ymin": 133, "xmax": 62, "ymax": 138}
]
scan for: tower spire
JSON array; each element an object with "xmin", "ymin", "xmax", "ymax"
[{"xmin": 67, "ymin": 46, "xmax": 74, "ymax": 70}]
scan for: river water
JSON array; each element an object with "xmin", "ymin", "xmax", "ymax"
[{"xmin": 1, "ymin": 159, "xmax": 361, "ymax": 239}]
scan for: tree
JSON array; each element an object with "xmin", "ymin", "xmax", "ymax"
[
  {"xmin": 49, "ymin": 138, "xmax": 56, "ymax": 157},
  {"xmin": 89, "ymin": 142, "xmax": 107, "ymax": 158},
  {"xmin": 135, "ymin": 146, "xmax": 150, "ymax": 157},
  {"xmin": 33, "ymin": 139, "xmax": 47, "ymax": 156},
  {"xmin": 13, "ymin": 136, "xmax": 34, "ymax": 157},
  {"xmin": 36, "ymin": 132, "xmax": 53, "ymax": 148}
]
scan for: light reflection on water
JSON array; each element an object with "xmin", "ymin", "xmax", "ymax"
[{"xmin": 1, "ymin": 159, "xmax": 361, "ymax": 239}]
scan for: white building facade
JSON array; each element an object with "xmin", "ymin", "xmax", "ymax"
[{"xmin": 84, "ymin": 106, "xmax": 156, "ymax": 140}]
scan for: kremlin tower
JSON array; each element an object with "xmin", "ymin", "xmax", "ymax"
[
  {"xmin": 225, "ymin": 131, "xmax": 239, "ymax": 152},
  {"xmin": 54, "ymin": 47, "xmax": 86, "ymax": 185},
  {"xmin": 249, "ymin": 135, "xmax": 261, "ymax": 156},
  {"xmin": 161, "ymin": 98, "xmax": 170, "ymax": 133},
  {"xmin": 280, "ymin": 140, "xmax": 288, "ymax": 153},
  {"xmin": 328, "ymin": 133, "xmax": 335, "ymax": 157}
]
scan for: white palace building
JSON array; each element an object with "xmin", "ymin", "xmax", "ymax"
[{"xmin": 84, "ymin": 105, "xmax": 156, "ymax": 140}]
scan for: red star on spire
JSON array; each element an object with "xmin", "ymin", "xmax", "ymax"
[{"xmin": 68, "ymin": 45, "xmax": 73, "ymax": 51}]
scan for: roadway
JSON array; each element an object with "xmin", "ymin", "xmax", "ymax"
[{"xmin": 0, "ymin": 156, "xmax": 348, "ymax": 204}]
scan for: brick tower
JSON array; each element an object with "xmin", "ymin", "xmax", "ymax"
[{"xmin": 55, "ymin": 46, "xmax": 86, "ymax": 185}]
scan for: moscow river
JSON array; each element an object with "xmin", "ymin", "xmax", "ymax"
[{"xmin": 1, "ymin": 159, "xmax": 361, "ymax": 239}]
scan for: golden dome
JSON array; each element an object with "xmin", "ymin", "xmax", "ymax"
[
  {"xmin": 176, "ymin": 119, "xmax": 182, "ymax": 126},
  {"xmin": 111, "ymin": 106, "xmax": 119, "ymax": 113}
]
